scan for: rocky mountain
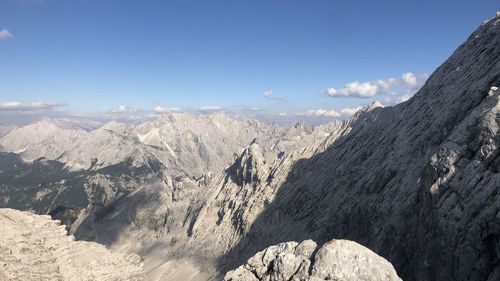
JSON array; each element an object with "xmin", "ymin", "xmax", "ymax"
[
  {"xmin": 1, "ymin": 11, "xmax": 499, "ymax": 281},
  {"xmin": 0, "ymin": 111, "xmax": 344, "ymax": 237},
  {"xmin": 67, "ymin": 12, "xmax": 500, "ymax": 281},
  {"xmin": 214, "ymin": 14, "xmax": 500, "ymax": 281},
  {"xmin": 0, "ymin": 112, "xmax": 333, "ymax": 175},
  {"xmin": 70, "ymin": 102, "xmax": 383, "ymax": 280},
  {"xmin": 0, "ymin": 208, "xmax": 145, "ymax": 281},
  {"xmin": 0, "ymin": 119, "xmax": 88, "ymax": 162},
  {"xmin": 224, "ymin": 239, "xmax": 401, "ymax": 281}
]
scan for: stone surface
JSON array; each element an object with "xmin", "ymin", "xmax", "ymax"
[
  {"xmin": 0, "ymin": 208, "xmax": 145, "ymax": 281},
  {"xmin": 224, "ymin": 239, "xmax": 401, "ymax": 281}
]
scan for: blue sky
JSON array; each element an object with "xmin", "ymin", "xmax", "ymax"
[{"xmin": 0, "ymin": 0, "xmax": 498, "ymax": 119}]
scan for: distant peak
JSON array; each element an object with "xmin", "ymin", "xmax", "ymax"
[
  {"xmin": 355, "ymin": 100, "xmax": 384, "ymax": 115},
  {"xmin": 293, "ymin": 121, "xmax": 314, "ymax": 134},
  {"xmin": 482, "ymin": 11, "xmax": 500, "ymax": 25},
  {"xmin": 370, "ymin": 100, "xmax": 384, "ymax": 108}
]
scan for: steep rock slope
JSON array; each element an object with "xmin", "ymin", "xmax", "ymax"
[
  {"xmin": 0, "ymin": 111, "xmax": 345, "ymax": 236},
  {"xmin": 211, "ymin": 13, "xmax": 500, "ymax": 281},
  {"xmin": 224, "ymin": 239, "xmax": 401, "ymax": 281},
  {"xmin": 0, "ymin": 208, "xmax": 145, "ymax": 281},
  {"xmin": 131, "ymin": 112, "xmax": 284, "ymax": 178}
]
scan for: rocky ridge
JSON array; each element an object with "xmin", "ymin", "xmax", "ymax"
[
  {"xmin": 224, "ymin": 239, "xmax": 401, "ymax": 281},
  {"xmin": 0, "ymin": 112, "xmax": 337, "ymax": 176},
  {"xmin": 0, "ymin": 208, "xmax": 145, "ymax": 281}
]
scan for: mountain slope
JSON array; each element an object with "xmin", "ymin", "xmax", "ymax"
[
  {"xmin": 1, "ymin": 12, "xmax": 499, "ymax": 281},
  {"xmin": 212, "ymin": 13, "xmax": 500, "ymax": 281},
  {"xmin": 83, "ymin": 13, "xmax": 500, "ymax": 281},
  {"xmin": 0, "ymin": 119, "xmax": 87, "ymax": 162}
]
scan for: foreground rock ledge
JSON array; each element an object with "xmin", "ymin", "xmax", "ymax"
[
  {"xmin": 224, "ymin": 239, "xmax": 402, "ymax": 281},
  {"xmin": 0, "ymin": 208, "xmax": 145, "ymax": 281}
]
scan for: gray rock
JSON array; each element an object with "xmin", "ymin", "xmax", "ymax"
[
  {"xmin": 224, "ymin": 239, "xmax": 401, "ymax": 281},
  {"xmin": 0, "ymin": 208, "xmax": 145, "ymax": 281}
]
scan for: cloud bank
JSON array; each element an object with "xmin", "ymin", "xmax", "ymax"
[
  {"xmin": 110, "ymin": 105, "xmax": 136, "ymax": 113},
  {"xmin": 153, "ymin": 105, "xmax": 182, "ymax": 114},
  {"xmin": 0, "ymin": 101, "xmax": 66, "ymax": 111},
  {"xmin": 284, "ymin": 105, "xmax": 364, "ymax": 118},
  {"xmin": 324, "ymin": 72, "xmax": 427, "ymax": 99},
  {"xmin": 199, "ymin": 106, "xmax": 222, "ymax": 111}
]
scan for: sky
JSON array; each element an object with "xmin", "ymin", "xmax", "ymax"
[{"xmin": 0, "ymin": 0, "xmax": 499, "ymax": 123}]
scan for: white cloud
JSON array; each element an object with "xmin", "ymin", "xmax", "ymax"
[
  {"xmin": 340, "ymin": 106, "xmax": 363, "ymax": 116},
  {"xmin": 324, "ymin": 82, "xmax": 378, "ymax": 98},
  {"xmin": 110, "ymin": 105, "xmax": 144, "ymax": 113},
  {"xmin": 324, "ymin": 72, "xmax": 427, "ymax": 99},
  {"xmin": 1, "ymin": 101, "xmax": 21, "ymax": 107},
  {"xmin": 153, "ymin": 105, "xmax": 182, "ymax": 114},
  {"xmin": 199, "ymin": 106, "xmax": 222, "ymax": 111},
  {"xmin": 0, "ymin": 100, "xmax": 66, "ymax": 111},
  {"xmin": 401, "ymin": 72, "xmax": 417, "ymax": 87},
  {"xmin": 293, "ymin": 106, "xmax": 363, "ymax": 118},
  {"xmin": 111, "ymin": 105, "xmax": 130, "ymax": 113},
  {"xmin": 303, "ymin": 109, "xmax": 341, "ymax": 117},
  {"xmin": 0, "ymin": 28, "xmax": 12, "ymax": 40},
  {"xmin": 264, "ymin": 90, "xmax": 286, "ymax": 101}
]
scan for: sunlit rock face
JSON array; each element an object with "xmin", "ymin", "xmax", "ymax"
[
  {"xmin": 224, "ymin": 239, "xmax": 401, "ymax": 281},
  {"xmin": 0, "ymin": 208, "xmax": 145, "ymax": 281}
]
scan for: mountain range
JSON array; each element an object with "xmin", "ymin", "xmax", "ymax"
[{"xmin": 0, "ymin": 12, "xmax": 499, "ymax": 281}]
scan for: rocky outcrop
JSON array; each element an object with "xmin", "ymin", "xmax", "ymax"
[
  {"xmin": 0, "ymin": 208, "xmax": 145, "ymax": 281},
  {"xmin": 227, "ymin": 140, "xmax": 267, "ymax": 186},
  {"xmin": 224, "ymin": 239, "xmax": 401, "ymax": 281}
]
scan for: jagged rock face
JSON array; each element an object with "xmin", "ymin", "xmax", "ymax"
[
  {"xmin": 224, "ymin": 239, "xmax": 401, "ymax": 281},
  {"xmin": 0, "ymin": 208, "xmax": 145, "ymax": 281},
  {"xmin": 213, "ymin": 14, "xmax": 500, "ymax": 281},
  {"xmin": 228, "ymin": 141, "xmax": 267, "ymax": 186},
  {"xmin": 0, "ymin": 112, "xmax": 327, "ymax": 175},
  {"xmin": 0, "ymin": 111, "xmax": 345, "ymax": 241},
  {"xmin": 70, "ymin": 108, "xmax": 383, "ymax": 279},
  {"xmin": 132, "ymin": 112, "xmax": 283, "ymax": 178}
]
